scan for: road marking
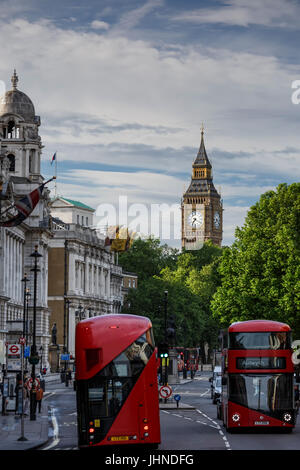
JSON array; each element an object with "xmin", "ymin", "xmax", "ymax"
[
  {"xmin": 43, "ymin": 392, "xmax": 55, "ymax": 400},
  {"xmin": 42, "ymin": 407, "xmax": 59, "ymax": 450}
]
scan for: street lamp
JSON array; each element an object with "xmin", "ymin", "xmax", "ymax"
[
  {"xmin": 163, "ymin": 290, "xmax": 168, "ymax": 386},
  {"xmin": 76, "ymin": 304, "xmax": 85, "ymax": 321},
  {"xmin": 18, "ymin": 273, "xmax": 29, "ymax": 442},
  {"xmin": 39, "ymin": 346, "xmax": 43, "ymax": 374},
  {"xmin": 29, "ymin": 245, "xmax": 42, "ymax": 421},
  {"xmin": 21, "ymin": 273, "xmax": 28, "ymax": 339},
  {"xmin": 164, "ymin": 290, "xmax": 168, "ymax": 342},
  {"xmin": 25, "ymin": 288, "xmax": 31, "ymax": 371}
]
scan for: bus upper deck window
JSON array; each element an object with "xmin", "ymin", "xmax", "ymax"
[{"xmin": 146, "ymin": 329, "xmax": 154, "ymax": 347}]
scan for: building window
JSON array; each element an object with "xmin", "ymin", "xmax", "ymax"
[
  {"xmin": 77, "ymin": 215, "xmax": 79, "ymax": 224},
  {"xmin": 7, "ymin": 154, "xmax": 15, "ymax": 172},
  {"xmin": 82, "ymin": 216, "xmax": 84, "ymax": 225},
  {"xmin": 7, "ymin": 120, "xmax": 19, "ymax": 139},
  {"xmin": 29, "ymin": 150, "xmax": 35, "ymax": 173},
  {"xmin": 86, "ymin": 217, "xmax": 88, "ymax": 226}
]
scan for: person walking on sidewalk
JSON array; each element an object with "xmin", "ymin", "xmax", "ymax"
[
  {"xmin": 23, "ymin": 378, "xmax": 30, "ymax": 416},
  {"xmin": 36, "ymin": 385, "xmax": 44, "ymax": 413}
]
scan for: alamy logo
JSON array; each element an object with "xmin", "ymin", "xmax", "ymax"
[
  {"xmin": 0, "ymin": 80, "xmax": 6, "ymax": 97},
  {"xmin": 291, "ymin": 80, "xmax": 300, "ymax": 104}
]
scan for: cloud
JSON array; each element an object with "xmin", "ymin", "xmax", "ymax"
[
  {"xmin": 113, "ymin": 0, "xmax": 164, "ymax": 33},
  {"xmin": 0, "ymin": 10, "xmax": 298, "ymax": 247},
  {"xmin": 171, "ymin": 0, "xmax": 300, "ymax": 29},
  {"xmin": 90, "ymin": 20, "xmax": 110, "ymax": 31}
]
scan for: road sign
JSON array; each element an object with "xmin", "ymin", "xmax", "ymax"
[
  {"xmin": 61, "ymin": 354, "xmax": 70, "ymax": 361},
  {"xmin": 19, "ymin": 337, "xmax": 26, "ymax": 345},
  {"xmin": 7, "ymin": 344, "xmax": 21, "ymax": 357},
  {"xmin": 174, "ymin": 394, "xmax": 181, "ymax": 401},
  {"xmin": 159, "ymin": 385, "xmax": 172, "ymax": 399},
  {"xmin": 25, "ymin": 377, "xmax": 40, "ymax": 390}
]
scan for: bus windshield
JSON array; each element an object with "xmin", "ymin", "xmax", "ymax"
[
  {"xmin": 86, "ymin": 333, "xmax": 154, "ymax": 419},
  {"xmin": 229, "ymin": 332, "xmax": 291, "ymax": 350},
  {"xmin": 229, "ymin": 374, "xmax": 293, "ymax": 412}
]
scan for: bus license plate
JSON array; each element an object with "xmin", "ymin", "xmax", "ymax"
[
  {"xmin": 111, "ymin": 436, "xmax": 129, "ymax": 441},
  {"xmin": 254, "ymin": 421, "xmax": 269, "ymax": 425}
]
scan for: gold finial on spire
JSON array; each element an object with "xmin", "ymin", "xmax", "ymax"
[
  {"xmin": 11, "ymin": 69, "xmax": 18, "ymax": 90},
  {"xmin": 201, "ymin": 122, "xmax": 204, "ymax": 138}
]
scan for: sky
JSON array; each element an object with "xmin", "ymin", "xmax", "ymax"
[{"xmin": 0, "ymin": 0, "xmax": 299, "ymax": 247}]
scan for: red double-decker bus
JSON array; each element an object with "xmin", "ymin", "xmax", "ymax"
[
  {"xmin": 218, "ymin": 320, "xmax": 295, "ymax": 432},
  {"xmin": 75, "ymin": 314, "xmax": 161, "ymax": 448},
  {"xmin": 175, "ymin": 347, "xmax": 199, "ymax": 372}
]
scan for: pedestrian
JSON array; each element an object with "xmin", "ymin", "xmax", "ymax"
[
  {"xmin": 294, "ymin": 385, "xmax": 300, "ymax": 414},
  {"xmin": 23, "ymin": 378, "xmax": 30, "ymax": 416},
  {"xmin": 36, "ymin": 385, "xmax": 44, "ymax": 413},
  {"xmin": 66, "ymin": 368, "xmax": 72, "ymax": 387}
]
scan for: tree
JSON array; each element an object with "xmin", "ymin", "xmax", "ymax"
[
  {"xmin": 118, "ymin": 237, "xmax": 179, "ymax": 282},
  {"xmin": 211, "ymin": 183, "xmax": 300, "ymax": 335},
  {"xmin": 120, "ymin": 236, "xmax": 223, "ymax": 350}
]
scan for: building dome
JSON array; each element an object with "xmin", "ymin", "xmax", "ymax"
[{"xmin": 0, "ymin": 70, "xmax": 35, "ymax": 121}]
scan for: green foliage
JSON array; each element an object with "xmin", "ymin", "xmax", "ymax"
[
  {"xmin": 120, "ymin": 237, "xmax": 223, "ymax": 351},
  {"xmin": 211, "ymin": 183, "xmax": 300, "ymax": 336},
  {"xmin": 118, "ymin": 237, "xmax": 179, "ymax": 282}
]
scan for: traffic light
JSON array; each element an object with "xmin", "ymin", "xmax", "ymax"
[
  {"xmin": 159, "ymin": 342, "xmax": 169, "ymax": 359},
  {"xmin": 166, "ymin": 315, "xmax": 176, "ymax": 345}
]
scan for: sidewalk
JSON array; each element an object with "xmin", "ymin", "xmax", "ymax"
[{"xmin": 0, "ymin": 373, "xmax": 60, "ymax": 451}]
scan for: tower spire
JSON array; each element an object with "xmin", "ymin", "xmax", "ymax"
[
  {"xmin": 201, "ymin": 122, "xmax": 204, "ymax": 139},
  {"xmin": 11, "ymin": 69, "xmax": 19, "ymax": 90}
]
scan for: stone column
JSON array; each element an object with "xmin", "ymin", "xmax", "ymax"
[{"xmin": 167, "ymin": 348, "xmax": 179, "ymax": 385}]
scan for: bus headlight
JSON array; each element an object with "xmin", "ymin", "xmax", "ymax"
[
  {"xmin": 232, "ymin": 413, "xmax": 240, "ymax": 422},
  {"xmin": 283, "ymin": 413, "xmax": 292, "ymax": 422}
]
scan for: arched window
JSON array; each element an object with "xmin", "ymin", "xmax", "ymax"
[
  {"xmin": 7, "ymin": 154, "xmax": 15, "ymax": 172},
  {"xmin": 29, "ymin": 149, "xmax": 35, "ymax": 173},
  {"xmin": 8, "ymin": 121, "xmax": 19, "ymax": 138}
]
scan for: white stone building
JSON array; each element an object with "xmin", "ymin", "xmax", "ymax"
[
  {"xmin": 0, "ymin": 71, "xmax": 52, "ymax": 373},
  {"xmin": 48, "ymin": 204, "xmax": 123, "ymax": 361}
]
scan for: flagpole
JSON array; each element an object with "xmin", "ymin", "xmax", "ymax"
[{"xmin": 55, "ymin": 153, "xmax": 57, "ymax": 197}]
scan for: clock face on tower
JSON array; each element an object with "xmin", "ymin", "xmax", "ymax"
[
  {"xmin": 188, "ymin": 211, "xmax": 203, "ymax": 228},
  {"xmin": 214, "ymin": 212, "xmax": 220, "ymax": 228}
]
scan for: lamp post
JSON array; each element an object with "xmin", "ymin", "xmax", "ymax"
[
  {"xmin": 39, "ymin": 346, "xmax": 43, "ymax": 374},
  {"xmin": 76, "ymin": 304, "xmax": 85, "ymax": 321},
  {"xmin": 163, "ymin": 290, "xmax": 168, "ymax": 386},
  {"xmin": 21, "ymin": 274, "xmax": 28, "ymax": 339},
  {"xmin": 164, "ymin": 290, "xmax": 168, "ymax": 344},
  {"xmin": 25, "ymin": 288, "xmax": 30, "ymax": 371},
  {"xmin": 29, "ymin": 245, "xmax": 42, "ymax": 421},
  {"xmin": 18, "ymin": 273, "xmax": 29, "ymax": 442}
]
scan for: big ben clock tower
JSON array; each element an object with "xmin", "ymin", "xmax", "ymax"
[{"xmin": 181, "ymin": 127, "xmax": 223, "ymax": 250}]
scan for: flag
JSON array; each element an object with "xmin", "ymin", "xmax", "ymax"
[
  {"xmin": 0, "ymin": 183, "xmax": 45, "ymax": 227},
  {"xmin": 51, "ymin": 152, "xmax": 56, "ymax": 165},
  {"xmin": 105, "ymin": 225, "xmax": 136, "ymax": 252}
]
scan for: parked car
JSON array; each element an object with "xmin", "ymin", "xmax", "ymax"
[
  {"xmin": 212, "ymin": 375, "xmax": 222, "ymax": 404},
  {"xmin": 209, "ymin": 366, "xmax": 222, "ymax": 401}
]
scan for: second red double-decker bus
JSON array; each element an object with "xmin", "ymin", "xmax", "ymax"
[
  {"xmin": 218, "ymin": 320, "xmax": 295, "ymax": 432},
  {"xmin": 75, "ymin": 314, "xmax": 161, "ymax": 448}
]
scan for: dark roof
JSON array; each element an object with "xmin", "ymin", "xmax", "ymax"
[
  {"xmin": 184, "ymin": 179, "xmax": 219, "ymax": 197},
  {"xmin": 193, "ymin": 131, "xmax": 212, "ymax": 169}
]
